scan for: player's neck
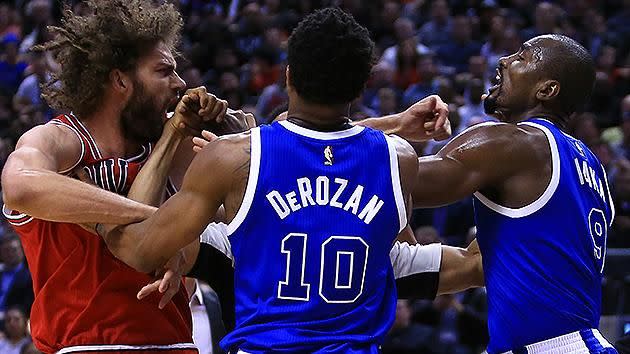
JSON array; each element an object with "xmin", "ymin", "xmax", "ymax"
[
  {"xmin": 287, "ymin": 97, "xmax": 352, "ymax": 132},
  {"xmin": 80, "ymin": 104, "xmax": 137, "ymax": 157},
  {"xmin": 514, "ymin": 106, "xmax": 569, "ymax": 130}
]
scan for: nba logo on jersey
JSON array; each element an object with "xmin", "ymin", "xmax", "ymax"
[
  {"xmin": 324, "ymin": 145, "xmax": 334, "ymax": 165},
  {"xmin": 221, "ymin": 120, "xmax": 408, "ymax": 353}
]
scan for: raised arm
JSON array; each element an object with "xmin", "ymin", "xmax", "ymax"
[
  {"xmin": 412, "ymin": 122, "xmax": 539, "ymax": 208},
  {"xmin": 102, "ymin": 133, "xmax": 249, "ymax": 273},
  {"xmin": 2, "ymin": 124, "xmax": 153, "ymax": 224},
  {"xmin": 356, "ymin": 95, "xmax": 451, "ymax": 142}
]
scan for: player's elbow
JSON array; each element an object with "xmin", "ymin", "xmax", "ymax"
[{"xmin": 1, "ymin": 169, "xmax": 33, "ymax": 211}]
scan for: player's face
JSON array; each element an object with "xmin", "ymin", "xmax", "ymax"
[
  {"xmin": 121, "ymin": 42, "xmax": 185, "ymax": 143},
  {"xmin": 4, "ymin": 309, "xmax": 26, "ymax": 337},
  {"xmin": 484, "ymin": 38, "xmax": 547, "ymax": 122}
]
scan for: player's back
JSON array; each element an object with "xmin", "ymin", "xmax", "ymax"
[
  {"xmin": 3, "ymin": 114, "xmax": 194, "ymax": 353},
  {"xmin": 222, "ymin": 120, "xmax": 407, "ymax": 353},
  {"xmin": 473, "ymin": 118, "xmax": 615, "ymax": 353}
]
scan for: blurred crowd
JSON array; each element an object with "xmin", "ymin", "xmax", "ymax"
[{"xmin": 0, "ymin": 0, "xmax": 629, "ymax": 353}]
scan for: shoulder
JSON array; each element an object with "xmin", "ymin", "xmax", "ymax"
[
  {"xmin": 16, "ymin": 122, "xmax": 81, "ymax": 152},
  {"xmin": 195, "ymin": 130, "xmax": 252, "ymax": 173},
  {"xmin": 387, "ymin": 134, "xmax": 418, "ymax": 170},
  {"xmin": 446, "ymin": 121, "xmax": 543, "ymax": 158}
]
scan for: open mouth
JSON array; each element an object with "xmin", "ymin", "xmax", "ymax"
[{"xmin": 488, "ymin": 68, "xmax": 502, "ymax": 93}]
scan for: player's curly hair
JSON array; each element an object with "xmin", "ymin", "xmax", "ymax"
[
  {"xmin": 287, "ymin": 8, "xmax": 375, "ymax": 105},
  {"xmin": 35, "ymin": 0, "xmax": 182, "ymax": 117}
]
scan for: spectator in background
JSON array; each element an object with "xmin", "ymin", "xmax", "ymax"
[
  {"xmin": 0, "ymin": 235, "xmax": 32, "ymax": 317},
  {"xmin": 363, "ymin": 62, "xmax": 395, "ymax": 112},
  {"xmin": 0, "ymin": 4, "xmax": 21, "ymax": 39},
  {"xmin": 246, "ymin": 45, "xmax": 281, "ymax": 95},
  {"xmin": 371, "ymin": 0, "xmax": 402, "ymax": 49},
  {"xmin": 418, "ymin": 0, "xmax": 452, "ymax": 49},
  {"xmin": 402, "ymin": 54, "xmax": 438, "ymax": 108},
  {"xmin": 18, "ymin": 0, "xmax": 52, "ymax": 54},
  {"xmin": 234, "ymin": 2, "xmax": 266, "ymax": 58},
  {"xmin": 379, "ymin": 17, "xmax": 431, "ymax": 72},
  {"xmin": 457, "ymin": 79, "xmax": 489, "ymax": 134},
  {"xmin": 612, "ymin": 95, "xmax": 630, "ymax": 158},
  {"xmin": 20, "ymin": 342, "xmax": 41, "ymax": 354},
  {"xmin": 381, "ymin": 300, "xmax": 437, "ymax": 354},
  {"xmin": 393, "ymin": 38, "xmax": 421, "ymax": 91},
  {"xmin": 375, "ymin": 87, "xmax": 399, "ymax": 116},
  {"xmin": 520, "ymin": 2, "xmax": 559, "ymax": 41},
  {"xmin": 584, "ymin": 10, "xmax": 612, "ymax": 61},
  {"xmin": 255, "ymin": 63, "xmax": 287, "ymax": 124},
  {"xmin": 217, "ymin": 71, "xmax": 246, "ymax": 111},
  {"xmin": 12, "ymin": 51, "xmax": 50, "ymax": 117},
  {"xmin": 0, "ymin": 34, "xmax": 27, "ymax": 97},
  {"xmin": 480, "ymin": 13, "xmax": 508, "ymax": 78},
  {"xmin": 436, "ymin": 16, "xmax": 481, "ymax": 75},
  {"xmin": 0, "ymin": 306, "xmax": 30, "ymax": 354},
  {"xmin": 611, "ymin": 158, "xmax": 630, "ymax": 248},
  {"xmin": 569, "ymin": 112, "xmax": 601, "ymax": 148}
]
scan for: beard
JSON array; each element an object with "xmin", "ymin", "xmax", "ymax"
[
  {"xmin": 483, "ymin": 94, "xmax": 498, "ymax": 115},
  {"xmin": 121, "ymin": 79, "xmax": 165, "ymax": 143}
]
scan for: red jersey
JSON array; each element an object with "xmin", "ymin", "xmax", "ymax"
[{"xmin": 3, "ymin": 114, "xmax": 195, "ymax": 353}]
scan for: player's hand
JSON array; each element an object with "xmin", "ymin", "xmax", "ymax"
[
  {"xmin": 137, "ymin": 250, "xmax": 188, "ymax": 309},
  {"xmin": 192, "ymin": 130, "xmax": 219, "ymax": 153},
  {"xmin": 169, "ymin": 87, "xmax": 228, "ymax": 137},
  {"xmin": 398, "ymin": 95, "xmax": 451, "ymax": 142},
  {"xmin": 203, "ymin": 109, "xmax": 257, "ymax": 136}
]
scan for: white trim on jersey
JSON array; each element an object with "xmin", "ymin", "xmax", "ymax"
[
  {"xmin": 56, "ymin": 343, "xmax": 197, "ymax": 353},
  {"xmin": 2, "ymin": 205, "xmax": 33, "ymax": 226},
  {"xmin": 227, "ymin": 128, "xmax": 261, "ymax": 235},
  {"xmin": 500, "ymin": 328, "xmax": 613, "ymax": 354},
  {"xmin": 200, "ymin": 222, "xmax": 233, "ymax": 264},
  {"xmin": 384, "ymin": 135, "xmax": 408, "ymax": 233},
  {"xmin": 278, "ymin": 120, "xmax": 365, "ymax": 140},
  {"xmin": 473, "ymin": 121, "xmax": 560, "ymax": 218},
  {"xmin": 70, "ymin": 112, "xmax": 103, "ymax": 159},
  {"xmin": 390, "ymin": 241, "xmax": 442, "ymax": 279},
  {"xmin": 49, "ymin": 120, "xmax": 86, "ymax": 174},
  {"xmin": 600, "ymin": 165, "xmax": 615, "ymax": 227}
]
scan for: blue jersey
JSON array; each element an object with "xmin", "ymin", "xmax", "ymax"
[
  {"xmin": 473, "ymin": 118, "xmax": 615, "ymax": 353},
  {"xmin": 221, "ymin": 120, "xmax": 407, "ymax": 353}
]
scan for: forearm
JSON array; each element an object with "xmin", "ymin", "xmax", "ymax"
[
  {"xmin": 353, "ymin": 113, "xmax": 401, "ymax": 135},
  {"xmin": 3, "ymin": 169, "xmax": 153, "ymax": 224},
  {"xmin": 100, "ymin": 221, "xmax": 157, "ymax": 272},
  {"xmin": 437, "ymin": 242, "xmax": 484, "ymax": 295},
  {"xmin": 127, "ymin": 126, "xmax": 185, "ymax": 206}
]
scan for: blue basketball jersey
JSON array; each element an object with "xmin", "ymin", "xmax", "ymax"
[
  {"xmin": 473, "ymin": 118, "xmax": 615, "ymax": 353},
  {"xmin": 221, "ymin": 120, "xmax": 407, "ymax": 353}
]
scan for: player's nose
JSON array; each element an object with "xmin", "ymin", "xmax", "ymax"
[{"xmin": 172, "ymin": 71, "xmax": 186, "ymax": 91}]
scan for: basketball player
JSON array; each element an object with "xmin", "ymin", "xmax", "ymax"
[
  {"xmin": 97, "ymin": 8, "xmax": 466, "ymax": 353},
  {"xmin": 0, "ymin": 1, "xmax": 238, "ymax": 352},
  {"xmin": 409, "ymin": 34, "xmax": 618, "ymax": 353}
]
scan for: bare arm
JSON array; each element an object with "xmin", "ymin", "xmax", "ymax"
[
  {"xmin": 437, "ymin": 239, "xmax": 484, "ymax": 295},
  {"xmin": 413, "ymin": 123, "xmax": 537, "ymax": 208},
  {"xmin": 103, "ymin": 134, "xmax": 247, "ymax": 272},
  {"xmin": 2, "ymin": 124, "xmax": 153, "ymax": 224},
  {"xmin": 356, "ymin": 95, "xmax": 451, "ymax": 142}
]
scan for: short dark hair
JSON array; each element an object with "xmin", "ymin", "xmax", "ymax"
[
  {"xmin": 287, "ymin": 8, "xmax": 375, "ymax": 105},
  {"xmin": 36, "ymin": 0, "xmax": 182, "ymax": 117},
  {"xmin": 537, "ymin": 34, "xmax": 595, "ymax": 115}
]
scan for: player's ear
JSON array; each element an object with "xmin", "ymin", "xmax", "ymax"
[
  {"xmin": 110, "ymin": 69, "xmax": 131, "ymax": 94},
  {"xmin": 285, "ymin": 65, "xmax": 291, "ymax": 90},
  {"xmin": 536, "ymin": 80, "xmax": 560, "ymax": 102}
]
